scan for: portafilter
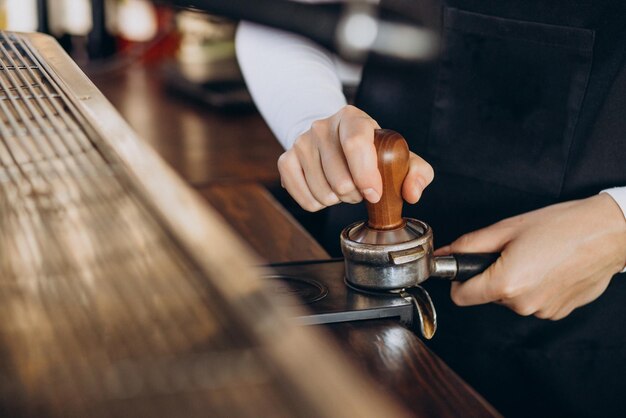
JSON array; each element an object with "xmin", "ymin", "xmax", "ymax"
[{"xmin": 340, "ymin": 129, "xmax": 499, "ymax": 338}]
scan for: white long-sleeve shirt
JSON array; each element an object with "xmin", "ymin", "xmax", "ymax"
[
  {"xmin": 236, "ymin": 22, "xmax": 348, "ymax": 150},
  {"xmin": 235, "ymin": 19, "xmax": 626, "ymax": 228}
]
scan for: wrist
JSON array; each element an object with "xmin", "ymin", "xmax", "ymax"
[
  {"xmin": 600, "ymin": 187, "xmax": 626, "ymax": 223},
  {"xmin": 594, "ymin": 193, "xmax": 626, "ymax": 272}
]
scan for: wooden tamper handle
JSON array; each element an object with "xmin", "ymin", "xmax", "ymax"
[{"xmin": 366, "ymin": 129, "xmax": 410, "ymax": 230}]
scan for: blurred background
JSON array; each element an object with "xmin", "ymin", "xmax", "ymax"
[
  {"xmin": 0, "ymin": 0, "xmax": 255, "ymax": 107},
  {"xmin": 0, "ymin": 0, "xmax": 346, "ymax": 256},
  {"xmin": 0, "ymin": 0, "xmax": 363, "ymax": 108}
]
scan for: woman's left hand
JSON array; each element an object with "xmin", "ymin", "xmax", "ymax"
[{"xmin": 435, "ymin": 194, "xmax": 626, "ymax": 320}]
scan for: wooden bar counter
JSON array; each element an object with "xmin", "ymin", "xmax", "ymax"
[{"xmin": 93, "ymin": 65, "xmax": 501, "ymax": 417}]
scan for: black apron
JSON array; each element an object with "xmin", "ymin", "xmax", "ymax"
[{"xmin": 323, "ymin": 1, "xmax": 626, "ymax": 416}]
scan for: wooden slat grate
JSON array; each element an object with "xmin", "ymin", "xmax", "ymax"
[
  {"xmin": 0, "ymin": 32, "xmax": 412, "ymax": 418},
  {"xmin": 0, "ymin": 31, "xmax": 300, "ymax": 417}
]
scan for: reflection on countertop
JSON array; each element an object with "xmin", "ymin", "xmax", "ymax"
[{"xmin": 90, "ymin": 65, "xmax": 283, "ymax": 187}]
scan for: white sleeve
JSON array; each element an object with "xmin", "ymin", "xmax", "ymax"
[
  {"xmin": 600, "ymin": 187, "xmax": 626, "ymax": 272},
  {"xmin": 236, "ymin": 21, "xmax": 348, "ymax": 150}
]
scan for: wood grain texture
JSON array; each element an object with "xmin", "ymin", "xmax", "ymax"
[
  {"xmin": 367, "ymin": 129, "xmax": 409, "ymax": 230},
  {"xmin": 329, "ymin": 320, "xmax": 502, "ymax": 418},
  {"xmin": 199, "ymin": 182, "xmax": 329, "ymax": 263},
  {"xmin": 0, "ymin": 33, "xmax": 414, "ymax": 418},
  {"xmin": 91, "ymin": 66, "xmax": 283, "ymax": 187},
  {"xmin": 89, "ymin": 60, "xmax": 501, "ymax": 417}
]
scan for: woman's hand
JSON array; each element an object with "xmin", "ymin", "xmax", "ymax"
[
  {"xmin": 277, "ymin": 105, "xmax": 434, "ymax": 212},
  {"xmin": 436, "ymin": 194, "xmax": 626, "ymax": 320}
]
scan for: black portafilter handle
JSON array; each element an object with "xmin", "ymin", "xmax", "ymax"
[
  {"xmin": 454, "ymin": 253, "xmax": 500, "ymax": 282},
  {"xmin": 434, "ymin": 253, "xmax": 501, "ymax": 282}
]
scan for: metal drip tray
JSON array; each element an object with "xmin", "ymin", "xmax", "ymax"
[{"xmin": 265, "ymin": 260, "xmax": 414, "ymax": 326}]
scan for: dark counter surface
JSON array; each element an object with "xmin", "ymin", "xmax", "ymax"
[{"xmin": 92, "ymin": 65, "xmax": 500, "ymax": 418}]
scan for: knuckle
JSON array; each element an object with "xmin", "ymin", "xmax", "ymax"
[
  {"xmin": 340, "ymin": 104, "xmax": 359, "ymax": 116},
  {"xmin": 310, "ymin": 119, "xmax": 329, "ymax": 136},
  {"xmin": 499, "ymin": 284, "xmax": 519, "ymax": 300},
  {"xmin": 333, "ymin": 179, "xmax": 357, "ymax": 196},
  {"xmin": 343, "ymin": 195, "xmax": 363, "ymax": 204},
  {"xmin": 292, "ymin": 137, "xmax": 308, "ymax": 155},
  {"xmin": 495, "ymin": 279, "xmax": 523, "ymax": 300},
  {"xmin": 340, "ymin": 134, "xmax": 367, "ymax": 153},
  {"xmin": 303, "ymin": 201, "xmax": 324, "ymax": 212},
  {"xmin": 449, "ymin": 289, "xmax": 466, "ymax": 306},
  {"xmin": 551, "ymin": 308, "xmax": 574, "ymax": 321},
  {"xmin": 339, "ymin": 105, "xmax": 378, "ymax": 127},
  {"xmin": 534, "ymin": 309, "xmax": 553, "ymax": 320},
  {"xmin": 511, "ymin": 302, "xmax": 536, "ymax": 317},
  {"xmin": 548, "ymin": 312, "xmax": 564, "ymax": 321},
  {"xmin": 319, "ymin": 194, "xmax": 339, "ymax": 207},
  {"xmin": 277, "ymin": 152, "xmax": 291, "ymax": 172},
  {"xmin": 454, "ymin": 233, "xmax": 474, "ymax": 249},
  {"xmin": 450, "ymin": 292, "xmax": 461, "ymax": 306}
]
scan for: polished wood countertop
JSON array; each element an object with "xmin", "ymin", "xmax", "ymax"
[
  {"xmin": 92, "ymin": 65, "xmax": 283, "ymax": 187},
  {"xmin": 92, "ymin": 65, "xmax": 500, "ymax": 417}
]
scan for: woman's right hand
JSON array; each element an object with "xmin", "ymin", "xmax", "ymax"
[{"xmin": 277, "ymin": 105, "xmax": 435, "ymax": 212}]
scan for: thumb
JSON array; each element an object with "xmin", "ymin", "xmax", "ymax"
[{"xmin": 402, "ymin": 152, "xmax": 435, "ymax": 204}]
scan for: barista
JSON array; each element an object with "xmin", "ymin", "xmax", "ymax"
[{"xmin": 236, "ymin": 1, "xmax": 626, "ymax": 416}]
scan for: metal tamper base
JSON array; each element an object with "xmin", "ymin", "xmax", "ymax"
[{"xmin": 341, "ymin": 218, "xmax": 434, "ymax": 291}]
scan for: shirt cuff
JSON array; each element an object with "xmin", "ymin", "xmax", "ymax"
[{"xmin": 600, "ymin": 187, "xmax": 626, "ymax": 273}]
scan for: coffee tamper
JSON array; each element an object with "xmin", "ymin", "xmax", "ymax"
[{"xmin": 340, "ymin": 129, "xmax": 498, "ymax": 338}]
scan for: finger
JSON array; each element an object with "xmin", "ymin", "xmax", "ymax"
[
  {"xmin": 337, "ymin": 116, "xmax": 382, "ymax": 203},
  {"xmin": 448, "ymin": 223, "xmax": 514, "ymax": 254},
  {"xmin": 403, "ymin": 152, "xmax": 434, "ymax": 204},
  {"xmin": 316, "ymin": 131, "xmax": 363, "ymax": 204},
  {"xmin": 293, "ymin": 138, "xmax": 341, "ymax": 207},
  {"xmin": 496, "ymin": 292, "xmax": 540, "ymax": 317},
  {"xmin": 450, "ymin": 256, "xmax": 507, "ymax": 306},
  {"xmin": 551, "ymin": 307, "xmax": 576, "ymax": 321},
  {"xmin": 525, "ymin": 272, "xmax": 588, "ymax": 320},
  {"xmin": 441, "ymin": 222, "xmax": 515, "ymax": 299},
  {"xmin": 551, "ymin": 284, "xmax": 606, "ymax": 320},
  {"xmin": 533, "ymin": 281, "xmax": 584, "ymax": 320},
  {"xmin": 277, "ymin": 152, "xmax": 325, "ymax": 212},
  {"xmin": 546, "ymin": 276, "xmax": 611, "ymax": 320}
]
